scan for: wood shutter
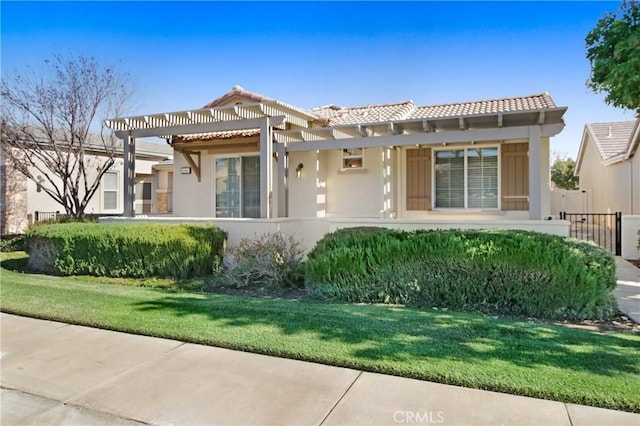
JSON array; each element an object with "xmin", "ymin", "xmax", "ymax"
[
  {"xmin": 501, "ymin": 143, "xmax": 529, "ymax": 211},
  {"xmin": 406, "ymin": 148, "xmax": 432, "ymax": 211}
]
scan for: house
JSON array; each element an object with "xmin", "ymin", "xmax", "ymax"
[
  {"xmin": 574, "ymin": 119, "xmax": 640, "ymax": 259},
  {"xmin": 575, "ymin": 120, "xmax": 640, "ymax": 215},
  {"xmin": 0, "ymin": 136, "xmax": 172, "ymax": 234},
  {"xmin": 105, "ymin": 86, "xmax": 569, "ymax": 247}
]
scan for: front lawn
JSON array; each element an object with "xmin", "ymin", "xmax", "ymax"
[{"xmin": 1, "ymin": 252, "xmax": 639, "ymax": 413}]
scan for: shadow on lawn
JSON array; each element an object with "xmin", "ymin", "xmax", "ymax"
[
  {"xmin": 133, "ymin": 293, "xmax": 640, "ymax": 378},
  {"xmin": 0, "ymin": 256, "xmax": 29, "ymax": 272}
]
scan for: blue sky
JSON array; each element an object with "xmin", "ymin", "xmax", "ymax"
[{"xmin": 2, "ymin": 1, "xmax": 637, "ymax": 157}]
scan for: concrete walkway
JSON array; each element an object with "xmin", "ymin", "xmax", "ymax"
[
  {"xmin": 616, "ymin": 257, "xmax": 640, "ymax": 323},
  {"xmin": 1, "ymin": 313, "xmax": 639, "ymax": 426}
]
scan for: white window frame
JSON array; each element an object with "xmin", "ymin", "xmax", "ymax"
[
  {"xmin": 101, "ymin": 170, "xmax": 120, "ymax": 212},
  {"xmin": 341, "ymin": 147, "xmax": 365, "ymax": 170},
  {"xmin": 213, "ymin": 153, "xmax": 260, "ymax": 218},
  {"xmin": 432, "ymin": 145, "xmax": 501, "ymax": 211}
]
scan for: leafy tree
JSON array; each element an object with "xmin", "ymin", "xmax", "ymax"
[
  {"xmin": 1, "ymin": 54, "xmax": 133, "ymax": 219},
  {"xmin": 585, "ymin": 0, "xmax": 640, "ymax": 112},
  {"xmin": 551, "ymin": 153, "xmax": 579, "ymax": 190}
]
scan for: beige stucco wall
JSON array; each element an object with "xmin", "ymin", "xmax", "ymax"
[
  {"xmin": 550, "ymin": 190, "xmax": 587, "ymax": 215},
  {"xmin": 102, "ymin": 216, "xmax": 571, "ymax": 255},
  {"xmin": 632, "ymin": 150, "xmax": 640, "ymax": 214},
  {"xmin": 173, "ymin": 136, "xmax": 552, "ymax": 222},
  {"xmin": 324, "ymin": 148, "xmax": 385, "ymax": 218},
  {"xmin": 173, "ymin": 152, "xmax": 215, "ymax": 217},
  {"xmin": 1, "ymin": 145, "xmax": 169, "ymax": 233},
  {"xmin": 26, "ymin": 157, "xmax": 161, "ymax": 218},
  {"xmin": 579, "ymin": 135, "xmax": 636, "ymax": 214},
  {"xmin": 622, "ymin": 215, "xmax": 640, "ymax": 259},
  {"xmin": 288, "ymin": 151, "xmax": 325, "ymax": 217},
  {"xmin": 25, "ymin": 158, "xmax": 126, "ymax": 218},
  {"xmin": 288, "ymin": 148, "xmax": 399, "ymax": 219}
]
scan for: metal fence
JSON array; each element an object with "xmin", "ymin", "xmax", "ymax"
[
  {"xmin": 34, "ymin": 211, "xmax": 61, "ymax": 223},
  {"xmin": 559, "ymin": 211, "xmax": 622, "ymax": 255}
]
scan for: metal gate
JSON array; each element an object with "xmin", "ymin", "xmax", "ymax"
[{"xmin": 559, "ymin": 212, "xmax": 622, "ymax": 255}]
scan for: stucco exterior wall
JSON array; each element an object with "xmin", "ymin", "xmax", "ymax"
[
  {"xmin": 324, "ymin": 148, "xmax": 384, "ymax": 218},
  {"xmin": 579, "ymin": 135, "xmax": 635, "ymax": 214},
  {"xmin": 288, "ymin": 151, "xmax": 325, "ymax": 217},
  {"xmin": 622, "ymin": 215, "xmax": 640, "ymax": 259},
  {"xmin": 1, "ymin": 144, "xmax": 170, "ymax": 233},
  {"xmin": 631, "ymin": 151, "xmax": 640, "ymax": 214},
  {"xmin": 173, "ymin": 152, "xmax": 216, "ymax": 217},
  {"xmin": 28, "ymin": 158, "xmax": 126, "ymax": 217},
  {"xmin": 102, "ymin": 216, "xmax": 571, "ymax": 255},
  {"xmin": 550, "ymin": 190, "xmax": 587, "ymax": 215}
]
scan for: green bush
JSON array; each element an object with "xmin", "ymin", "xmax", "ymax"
[
  {"xmin": 219, "ymin": 232, "xmax": 304, "ymax": 289},
  {"xmin": 305, "ymin": 228, "xmax": 617, "ymax": 320},
  {"xmin": 25, "ymin": 222, "xmax": 227, "ymax": 279},
  {"xmin": 0, "ymin": 234, "xmax": 26, "ymax": 252}
]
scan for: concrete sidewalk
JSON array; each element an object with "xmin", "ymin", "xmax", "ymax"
[
  {"xmin": 616, "ymin": 257, "xmax": 640, "ymax": 323},
  {"xmin": 1, "ymin": 313, "xmax": 639, "ymax": 426}
]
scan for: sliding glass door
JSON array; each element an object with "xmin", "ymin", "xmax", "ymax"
[{"xmin": 215, "ymin": 156, "xmax": 260, "ymax": 218}]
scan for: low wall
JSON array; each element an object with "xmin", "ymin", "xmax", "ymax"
[
  {"xmin": 622, "ymin": 215, "xmax": 640, "ymax": 260},
  {"xmin": 100, "ymin": 216, "xmax": 570, "ymax": 254}
]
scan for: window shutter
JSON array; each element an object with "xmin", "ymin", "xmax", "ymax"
[
  {"xmin": 406, "ymin": 148, "xmax": 432, "ymax": 210},
  {"xmin": 501, "ymin": 143, "xmax": 529, "ymax": 210}
]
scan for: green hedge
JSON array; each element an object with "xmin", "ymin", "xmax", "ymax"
[
  {"xmin": 0, "ymin": 234, "xmax": 26, "ymax": 252},
  {"xmin": 25, "ymin": 222, "xmax": 227, "ymax": 279},
  {"xmin": 305, "ymin": 228, "xmax": 617, "ymax": 320}
]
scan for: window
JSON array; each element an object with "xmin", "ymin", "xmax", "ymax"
[
  {"xmin": 135, "ymin": 181, "xmax": 152, "ymax": 214},
  {"xmin": 434, "ymin": 147, "xmax": 498, "ymax": 209},
  {"xmin": 215, "ymin": 156, "xmax": 260, "ymax": 218},
  {"xmin": 342, "ymin": 148, "xmax": 364, "ymax": 169},
  {"xmin": 102, "ymin": 171, "xmax": 119, "ymax": 210}
]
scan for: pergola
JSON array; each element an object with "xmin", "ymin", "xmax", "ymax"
[{"xmin": 105, "ymin": 101, "xmax": 566, "ymax": 219}]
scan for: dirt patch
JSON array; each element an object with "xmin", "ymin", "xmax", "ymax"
[
  {"xmin": 625, "ymin": 258, "xmax": 640, "ymax": 269},
  {"xmin": 553, "ymin": 311, "xmax": 639, "ymax": 333}
]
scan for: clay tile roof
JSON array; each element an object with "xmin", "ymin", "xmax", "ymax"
[
  {"xmin": 586, "ymin": 120, "xmax": 638, "ymax": 161},
  {"xmin": 203, "ymin": 85, "xmax": 275, "ymax": 108},
  {"xmin": 174, "ymin": 128, "xmax": 261, "ymax": 143},
  {"xmin": 408, "ymin": 92, "xmax": 557, "ymax": 120},
  {"xmin": 312, "ymin": 101, "xmax": 416, "ymax": 126}
]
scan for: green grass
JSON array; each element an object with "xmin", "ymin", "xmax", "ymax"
[{"xmin": 1, "ymin": 252, "xmax": 639, "ymax": 413}]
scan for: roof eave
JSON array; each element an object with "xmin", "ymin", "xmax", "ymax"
[
  {"xmin": 574, "ymin": 126, "xmax": 592, "ymax": 176},
  {"xmin": 625, "ymin": 119, "xmax": 640, "ymax": 159}
]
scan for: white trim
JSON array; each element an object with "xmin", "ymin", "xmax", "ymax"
[
  {"xmin": 101, "ymin": 170, "xmax": 121, "ymax": 213},
  {"xmin": 341, "ymin": 147, "xmax": 365, "ymax": 170}
]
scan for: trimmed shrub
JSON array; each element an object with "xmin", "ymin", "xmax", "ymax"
[
  {"xmin": 220, "ymin": 232, "xmax": 304, "ymax": 289},
  {"xmin": 0, "ymin": 234, "xmax": 26, "ymax": 252},
  {"xmin": 305, "ymin": 228, "xmax": 617, "ymax": 320},
  {"xmin": 25, "ymin": 222, "xmax": 227, "ymax": 279}
]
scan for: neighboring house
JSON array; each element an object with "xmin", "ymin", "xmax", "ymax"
[
  {"xmin": 0, "ymin": 137, "xmax": 172, "ymax": 234},
  {"xmin": 575, "ymin": 120, "xmax": 640, "ymax": 215},
  {"xmin": 107, "ymin": 86, "xmax": 567, "ymax": 225}
]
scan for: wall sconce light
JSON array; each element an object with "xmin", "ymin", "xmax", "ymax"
[{"xmin": 295, "ymin": 163, "xmax": 304, "ymax": 178}]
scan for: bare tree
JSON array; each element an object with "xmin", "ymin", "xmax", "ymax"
[{"xmin": 1, "ymin": 54, "xmax": 133, "ymax": 219}]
